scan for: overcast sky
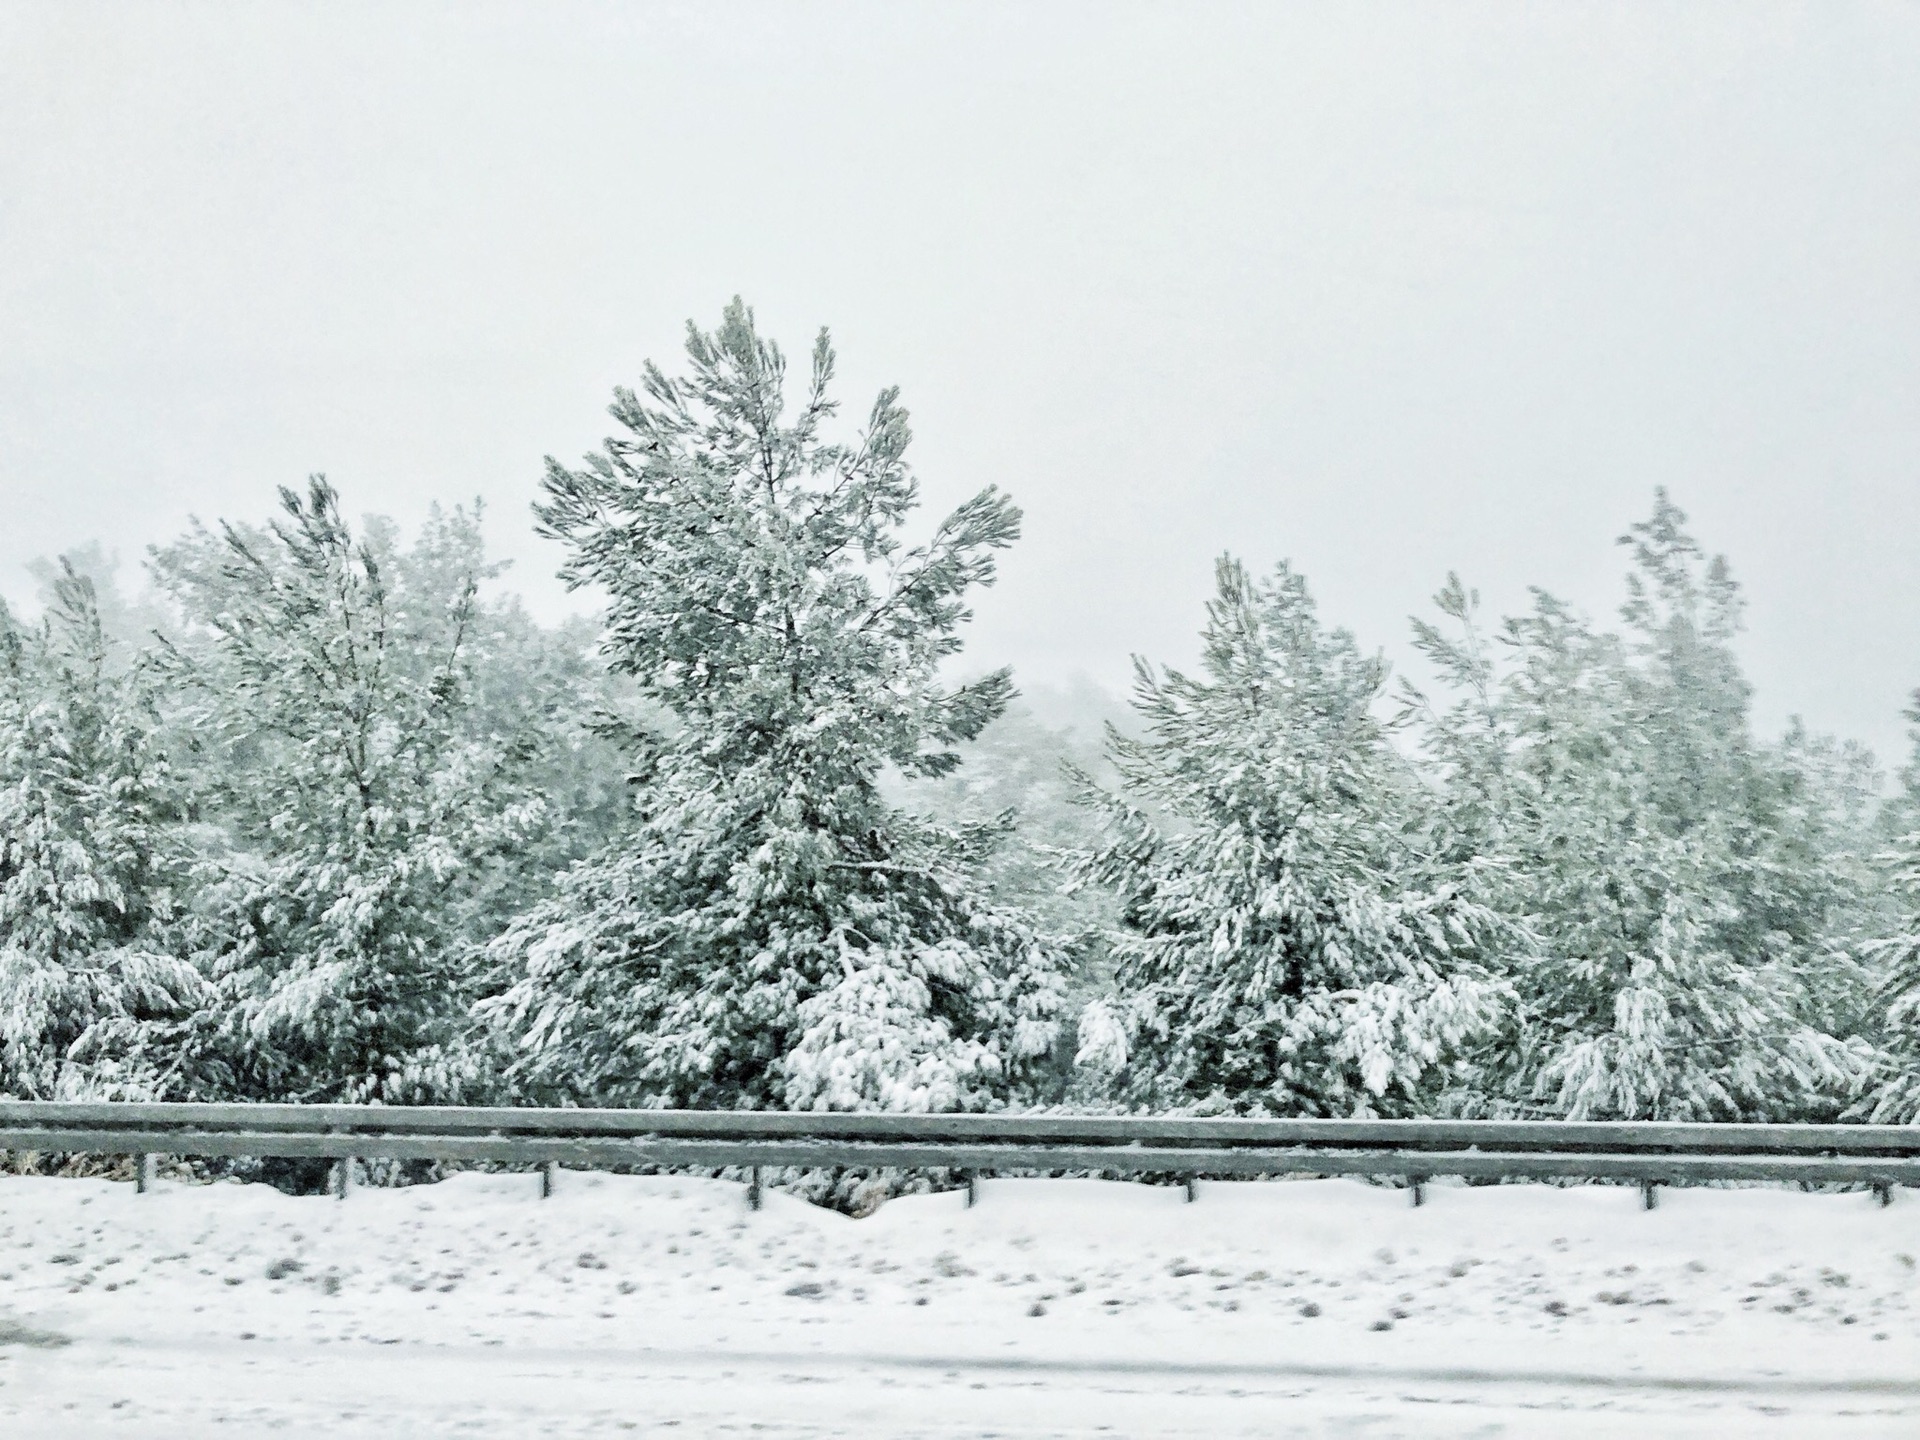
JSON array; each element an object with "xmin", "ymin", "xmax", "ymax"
[{"xmin": 4, "ymin": 1, "xmax": 1917, "ymax": 763}]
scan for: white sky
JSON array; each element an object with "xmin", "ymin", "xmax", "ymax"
[{"xmin": 3, "ymin": 1, "xmax": 1917, "ymax": 763}]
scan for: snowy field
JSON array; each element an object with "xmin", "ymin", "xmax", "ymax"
[{"xmin": 2, "ymin": 1170, "xmax": 1918, "ymax": 1437}]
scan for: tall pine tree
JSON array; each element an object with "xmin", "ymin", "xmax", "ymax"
[
  {"xmin": 1406, "ymin": 493, "xmax": 1870, "ymax": 1120},
  {"xmin": 486, "ymin": 300, "xmax": 1066, "ymax": 1113}
]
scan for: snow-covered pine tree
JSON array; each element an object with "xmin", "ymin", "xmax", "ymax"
[
  {"xmin": 1406, "ymin": 492, "xmax": 1870, "ymax": 1121},
  {"xmin": 1072, "ymin": 557, "xmax": 1505, "ymax": 1116},
  {"xmin": 0, "ymin": 565, "xmax": 207, "ymax": 1100},
  {"xmin": 1769, "ymin": 719, "xmax": 1887, "ymax": 1051},
  {"xmin": 1864, "ymin": 695, "xmax": 1920, "ymax": 1122},
  {"xmin": 23, "ymin": 544, "xmax": 175, "ymax": 660},
  {"xmin": 485, "ymin": 299, "xmax": 1066, "ymax": 1113},
  {"xmin": 145, "ymin": 481, "xmax": 546, "ymax": 1104}
]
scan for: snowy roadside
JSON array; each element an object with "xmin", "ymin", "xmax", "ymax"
[{"xmin": 2, "ymin": 1170, "xmax": 1917, "ymax": 1436}]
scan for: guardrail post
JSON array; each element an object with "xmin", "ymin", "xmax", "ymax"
[
  {"xmin": 335, "ymin": 1157, "xmax": 356, "ymax": 1200},
  {"xmin": 1875, "ymin": 1182, "xmax": 1894, "ymax": 1207},
  {"xmin": 1184, "ymin": 1177, "xmax": 1198, "ymax": 1203},
  {"xmin": 1640, "ymin": 1180, "xmax": 1658, "ymax": 1211},
  {"xmin": 748, "ymin": 1166, "xmax": 763, "ymax": 1211},
  {"xmin": 1408, "ymin": 1175, "xmax": 1426, "ymax": 1208},
  {"xmin": 965, "ymin": 1172, "xmax": 979, "ymax": 1208},
  {"xmin": 541, "ymin": 1162, "xmax": 557, "ymax": 1199},
  {"xmin": 135, "ymin": 1153, "xmax": 154, "ymax": 1194}
]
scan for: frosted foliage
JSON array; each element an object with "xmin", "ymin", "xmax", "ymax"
[
  {"xmin": 1860, "ymin": 691, "xmax": 1920, "ymax": 1121},
  {"xmin": 1078, "ymin": 557, "xmax": 1504, "ymax": 1116},
  {"xmin": 1073, "ymin": 998, "xmax": 1128, "ymax": 1072},
  {"xmin": 8, "ymin": 368, "xmax": 1911, "ymax": 1138},
  {"xmin": 1405, "ymin": 492, "xmax": 1872, "ymax": 1121},
  {"xmin": 142, "ymin": 482, "xmax": 545, "ymax": 1104},
  {"xmin": 487, "ymin": 301, "xmax": 1067, "ymax": 1111},
  {"xmin": 1866, "ymin": 806, "xmax": 1920, "ymax": 1119},
  {"xmin": 785, "ymin": 958, "xmax": 996, "ymax": 1113},
  {"xmin": 0, "ymin": 569, "xmax": 203, "ymax": 1099}
]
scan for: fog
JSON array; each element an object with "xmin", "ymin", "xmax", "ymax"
[{"xmin": 3, "ymin": 1, "xmax": 1916, "ymax": 761}]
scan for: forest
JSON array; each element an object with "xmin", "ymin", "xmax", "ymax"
[{"xmin": 5, "ymin": 300, "xmax": 1919, "ymax": 1140}]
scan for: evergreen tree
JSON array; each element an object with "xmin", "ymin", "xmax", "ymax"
[
  {"xmin": 0, "ymin": 567, "xmax": 205, "ymax": 1099},
  {"xmin": 1406, "ymin": 492, "xmax": 1870, "ymax": 1120},
  {"xmin": 25, "ymin": 543, "xmax": 175, "ymax": 663},
  {"xmin": 1768, "ymin": 719, "xmax": 1887, "ymax": 1048},
  {"xmin": 485, "ymin": 300, "xmax": 1067, "ymax": 1112},
  {"xmin": 1865, "ymin": 695, "xmax": 1920, "ymax": 1122},
  {"xmin": 145, "ymin": 481, "xmax": 547, "ymax": 1103},
  {"xmin": 1073, "ymin": 557, "xmax": 1504, "ymax": 1116}
]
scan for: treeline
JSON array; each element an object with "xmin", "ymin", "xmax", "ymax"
[{"xmin": 4, "ymin": 301, "xmax": 1918, "ymax": 1133}]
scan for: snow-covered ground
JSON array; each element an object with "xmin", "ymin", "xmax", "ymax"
[{"xmin": 2, "ymin": 1169, "xmax": 1918, "ymax": 1436}]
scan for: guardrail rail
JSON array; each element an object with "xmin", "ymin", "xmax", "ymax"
[{"xmin": 4, "ymin": 1102, "xmax": 1919, "ymax": 1209}]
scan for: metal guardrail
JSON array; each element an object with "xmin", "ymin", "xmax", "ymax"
[{"xmin": 3, "ymin": 1103, "xmax": 1917, "ymax": 1207}]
